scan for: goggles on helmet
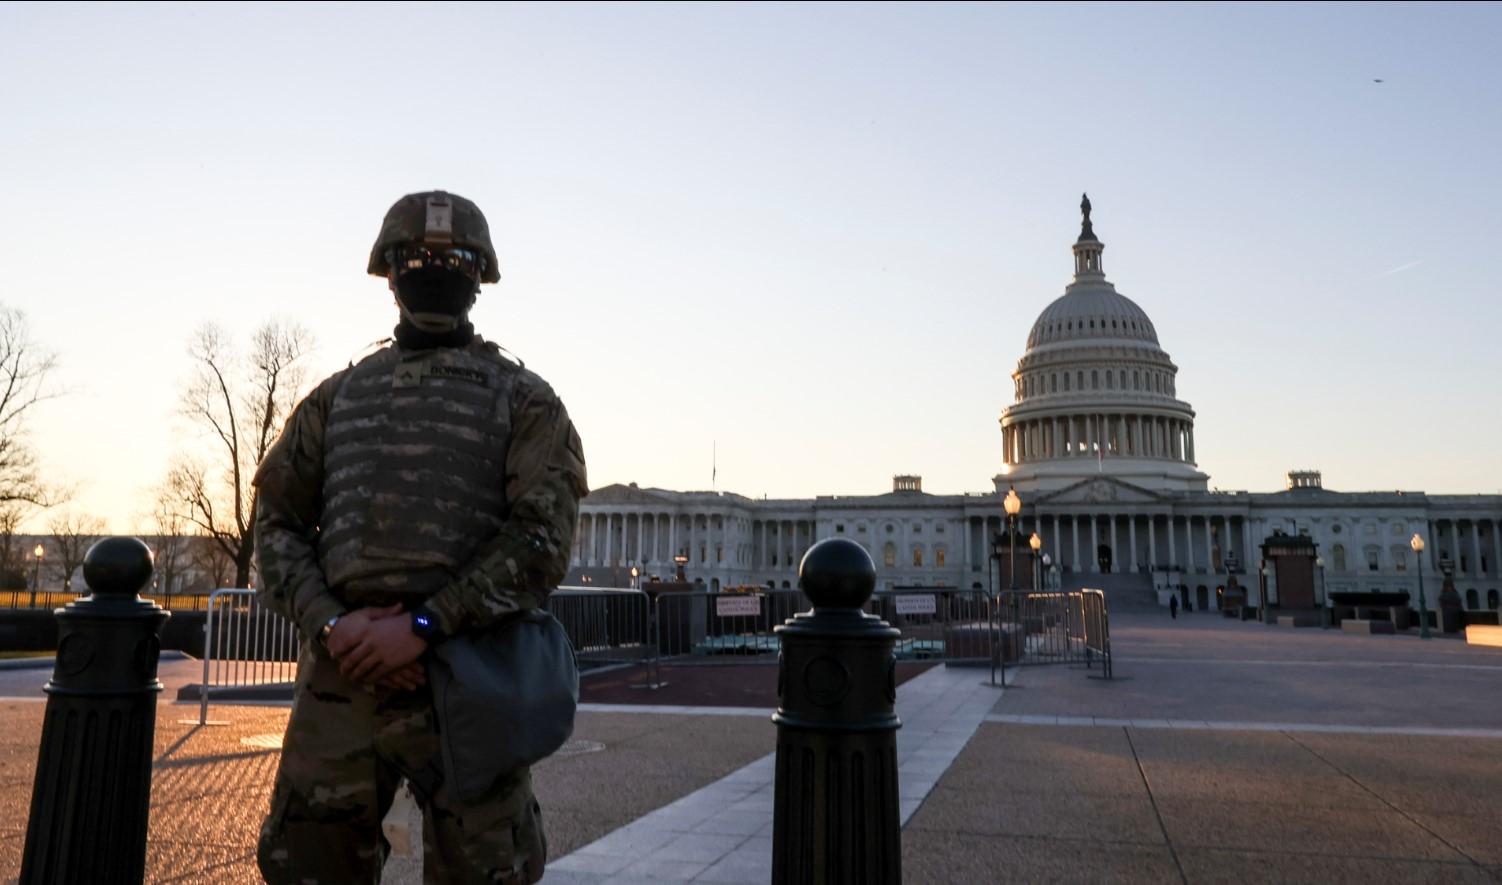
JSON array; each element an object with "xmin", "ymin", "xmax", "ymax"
[{"xmin": 386, "ymin": 244, "xmax": 488, "ymax": 279}]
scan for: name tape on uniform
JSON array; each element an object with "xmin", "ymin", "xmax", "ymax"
[
  {"xmin": 894, "ymin": 594, "xmax": 937, "ymax": 615},
  {"xmin": 716, "ymin": 595, "xmax": 762, "ymax": 618}
]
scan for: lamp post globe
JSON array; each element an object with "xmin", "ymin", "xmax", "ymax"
[
  {"xmin": 1029, "ymin": 533, "xmax": 1042, "ymax": 591},
  {"xmin": 1410, "ymin": 533, "xmax": 1430, "ymax": 639},
  {"xmin": 1003, "ymin": 486, "xmax": 1022, "ymax": 592}
]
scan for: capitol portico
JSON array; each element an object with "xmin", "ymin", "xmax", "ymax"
[{"xmin": 567, "ymin": 198, "xmax": 1502, "ymax": 620}]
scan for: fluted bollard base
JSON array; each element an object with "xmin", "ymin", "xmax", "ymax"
[
  {"xmin": 21, "ymin": 537, "xmax": 167, "ymax": 885},
  {"xmin": 773, "ymin": 727, "xmax": 900, "ymax": 884},
  {"xmin": 772, "ymin": 539, "xmax": 901, "ymax": 885}
]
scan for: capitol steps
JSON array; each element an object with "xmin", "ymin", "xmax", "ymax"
[{"xmin": 1062, "ymin": 570, "xmax": 1162, "ymax": 613}]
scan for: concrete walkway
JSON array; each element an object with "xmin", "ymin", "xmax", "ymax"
[{"xmin": 544, "ymin": 665, "xmax": 1001, "ymax": 883}]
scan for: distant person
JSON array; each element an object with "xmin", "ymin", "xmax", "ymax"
[
  {"xmin": 1169, "ymin": 595, "xmax": 1179, "ymax": 619},
  {"xmin": 253, "ymin": 191, "xmax": 588, "ymax": 883}
]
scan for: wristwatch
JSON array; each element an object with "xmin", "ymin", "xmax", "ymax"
[
  {"xmin": 319, "ymin": 614, "xmax": 340, "ymax": 647},
  {"xmin": 410, "ymin": 604, "xmax": 446, "ymax": 643}
]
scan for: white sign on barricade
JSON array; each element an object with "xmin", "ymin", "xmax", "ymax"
[
  {"xmin": 895, "ymin": 593, "xmax": 937, "ymax": 615},
  {"xmin": 716, "ymin": 594, "xmax": 762, "ymax": 618}
]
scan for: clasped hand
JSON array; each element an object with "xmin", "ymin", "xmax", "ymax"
[{"xmin": 325, "ymin": 603, "xmax": 430, "ymax": 691}]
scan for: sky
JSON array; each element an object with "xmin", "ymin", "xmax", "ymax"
[{"xmin": 1, "ymin": 2, "xmax": 1500, "ymax": 533}]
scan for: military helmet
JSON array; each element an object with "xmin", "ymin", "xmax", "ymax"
[{"xmin": 367, "ymin": 190, "xmax": 500, "ymax": 283}]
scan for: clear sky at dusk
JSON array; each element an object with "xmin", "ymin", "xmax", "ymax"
[{"xmin": 2, "ymin": 2, "xmax": 1499, "ymax": 532}]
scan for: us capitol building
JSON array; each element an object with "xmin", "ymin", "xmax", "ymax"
[{"xmin": 568, "ymin": 198, "xmax": 1501, "ymax": 617}]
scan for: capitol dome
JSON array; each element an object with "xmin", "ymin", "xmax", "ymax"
[
  {"xmin": 1026, "ymin": 286, "xmax": 1160, "ymax": 350},
  {"xmin": 998, "ymin": 196, "xmax": 1208, "ymax": 494}
]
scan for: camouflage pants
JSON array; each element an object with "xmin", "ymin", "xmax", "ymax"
[{"xmin": 258, "ymin": 642, "xmax": 547, "ymax": 884}]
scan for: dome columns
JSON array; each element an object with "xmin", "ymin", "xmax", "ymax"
[{"xmin": 1002, "ymin": 411, "xmax": 1197, "ymax": 468}]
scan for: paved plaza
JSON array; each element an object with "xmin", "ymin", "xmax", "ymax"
[{"xmin": 2, "ymin": 611, "xmax": 1501, "ymax": 883}]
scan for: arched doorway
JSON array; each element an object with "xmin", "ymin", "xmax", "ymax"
[
  {"xmin": 1196, "ymin": 585, "xmax": 1209, "ymax": 611},
  {"xmin": 1097, "ymin": 544, "xmax": 1113, "ymax": 574}
]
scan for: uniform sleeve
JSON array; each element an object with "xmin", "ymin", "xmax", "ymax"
[
  {"xmin": 252, "ymin": 373, "xmax": 347, "ymax": 641},
  {"xmin": 423, "ymin": 377, "xmax": 588, "ymax": 634}
]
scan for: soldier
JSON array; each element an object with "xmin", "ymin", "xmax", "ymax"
[{"xmin": 253, "ymin": 190, "xmax": 588, "ymax": 883}]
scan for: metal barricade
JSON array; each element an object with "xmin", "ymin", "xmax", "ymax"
[
  {"xmin": 545, "ymin": 588, "xmax": 652, "ymax": 669},
  {"xmin": 993, "ymin": 589, "xmax": 1110, "ymax": 677},
  {"xmin": 654, "ymin": 590, "xmax": 809, "ymax": 664},
  {"xmin": 867, "ymin": 589, "xmax": 993, "ymax": 665},
  {"xmin": 1081, "ymin": 588, "xmax": 1113, "ymax": 679},
  {"xmin": 190, "ymin": 588, "xmax": 299, "ymax": 725}
]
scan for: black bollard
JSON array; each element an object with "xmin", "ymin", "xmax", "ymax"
[
  {"xmin": 772, "ymin": 538, "xmax": 902, "ymax": 885},
  {"xmin": 20, "ymin": 536, "xmax": 168, "ymax": 885}
]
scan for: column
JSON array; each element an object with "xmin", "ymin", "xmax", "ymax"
[
  {"xmin": 1052, "ymin": 515, "xmax": 1061, "ymax": 567},
  {"xmin": 1093, "ymin": 516, "xmax": 1105, "ymax": 573},
  {"xmin": 1241, "ymin": 518, "xmax": 1251, "ymax": 572},
  {"xmin": 1473, "ymin": 521, "xmax": 1483, "ymax": 574},
  {"xmin": 1204, "ymin": 516, "xmax": 1215, "ymax": 574},
  {"xmin": 960, "ymin": 519, "xmax": 970, "ymax": 574},
  {"xmin": 1148, "ymin": 517, "xmax": 1157, "ymax": 571},
  {"xmin": 1129, "ymin": 516, "xmax": 1138, "ymax": 572},
  {"xmin": 1071, "ymin": 517, "xmax": 1081, "ymax": 572},
  {"xmin": 1168, "ymin": 516, "xmax": 1177, "ymax": 571}
]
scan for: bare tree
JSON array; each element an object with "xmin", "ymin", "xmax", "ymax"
[
  {"xmin": 187, "ymin": 534, "xmax": 236, "ymax": 593},
  {"xmin": 0, "ymin": 503, "xmax": 27, "ymax": 590},
  {"xmin": 47, "ymin": 510, "xmax": 104, "ymax": 593},
  {"xmin": 167, "ymin": 320, "xmax": 313, "ymax": 587},
  {"xmin": 0, "ymin": 307, "xmax": 61, "ymax": 507},
  {"xmin": 141, "ymin": 486, "xmax": 190, "ymax": 607}
]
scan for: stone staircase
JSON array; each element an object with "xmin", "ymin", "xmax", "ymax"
[{"xmin": 1062, "ymin": 570, "xmax": 1162, "ymax": 613}]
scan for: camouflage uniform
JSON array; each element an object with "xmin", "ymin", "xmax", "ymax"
[{"xmin": 253, "ymin": 332, "xmax": 587, "ymax": 883}]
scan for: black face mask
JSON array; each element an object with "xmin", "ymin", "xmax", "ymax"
[{"xmin": 393, "ymin": 266, "xmax": 477, "ymax": 333}]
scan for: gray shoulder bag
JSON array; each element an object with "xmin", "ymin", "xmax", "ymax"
[{"xmin": 428, "ymin": 609, "xmax": 579, "ymax": 803}]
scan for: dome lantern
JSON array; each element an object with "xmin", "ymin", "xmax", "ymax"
[{"xmin": 1073, "ymin": 192, "xmax": 1105, "ymax": 279}]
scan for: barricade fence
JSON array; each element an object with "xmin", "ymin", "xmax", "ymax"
[
  {"xmin": 190, "ymin": 588, "xmax": 299, "ymax": 725},
  {"xmin": 865, "ymin": 589, "xmax": 993, "ymax": 665},
  {"xmin": 993, "ymin": 588, "xmax": 1112, "ymax": 678},
  {"xmin": 1081, "ymin": 588, "xmax": 1113, "ymax": 678},
  {"xmin": 546, "ymin": 588, "xmax": 652, "ymax": 667}
]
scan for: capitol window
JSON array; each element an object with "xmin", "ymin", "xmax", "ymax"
[
  {"xmin": 1064, "ymin": 374, "xmax": 1071, "ymax": 391},
  {"xmin": 1333, "ymin": 544, "xmax": 1346, "ymax": 571},
  {"xmin": 913, "ymin": 547, "xmax": 923, "ymax": 567},
  {"xmin": 1365, "ymin": 545, "xmax": 1380, "ymax": 571},
  {"xmin": 936, "ymin": 548, "xmax": 946, "ymax": 567},
  {"xmin": 1393, "ymin": 547, "xmax": 1407, "ymax": 571},
  {"xmin": 1092, "ymin": 370, "xmax": 1099, "ymax": 389},
  {"xmin": 884, "ymin": 543, "xmax": 896, "ymax": 568},
  {"xmin": 886, "ymin": 524, "xmax": 894, "ymax": 533},
  {"xmin": 835, "ymin": 524, "xmax": 845, "ymax": 533}
]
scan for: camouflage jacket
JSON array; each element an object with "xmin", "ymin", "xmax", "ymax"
[{"xmin": 253, "ymin": 336, "xmax": 587, "ymax": 641}]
